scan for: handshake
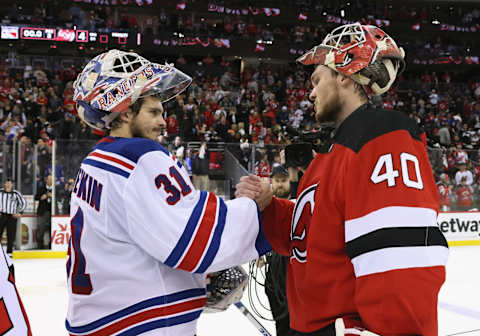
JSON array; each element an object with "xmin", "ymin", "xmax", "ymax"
[{"xmin": 235, "ymin": 174, "xmax": 273, "ymax": 212}]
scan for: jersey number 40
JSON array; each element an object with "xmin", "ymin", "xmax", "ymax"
[{"xmin": 370, "ymin": 153, "xmax": 423, "ymax": 190}]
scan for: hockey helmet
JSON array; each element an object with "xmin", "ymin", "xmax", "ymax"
[
  {"xmin": 73, "ymin": 49, "xmax": 192, "ymax": 131},
  {"xmin": 297, "ymin": 23, "xmax": 405, "ymax": 96}
]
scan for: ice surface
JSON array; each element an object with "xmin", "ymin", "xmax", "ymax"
[{"xmin": 12, "ymin": 246, "xmax": 480, "ymax": 335}]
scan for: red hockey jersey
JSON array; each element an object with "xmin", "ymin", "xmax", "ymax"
[{"xmin": 262, "ymin": 105, "xmax": 448, "ymax": 335}]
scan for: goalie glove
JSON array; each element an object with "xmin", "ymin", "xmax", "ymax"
[
  {"xmin": 335, "ymin": 318, "xmax": 380, "ymax": 336},
  {"xmin": 204, "ymin": 266, "xmax": 248, "ymax": 313}
]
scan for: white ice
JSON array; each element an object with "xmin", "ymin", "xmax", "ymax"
[{"xmin": 12, "ymin": 246, "xmax": 480, "ymax": 336}]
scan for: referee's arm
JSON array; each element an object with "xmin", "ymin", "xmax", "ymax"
[{"xmin": 13, "ymin": 190, "xmax": 26, "ymax": 214}]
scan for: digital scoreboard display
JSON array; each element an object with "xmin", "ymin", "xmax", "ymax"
[
  {"xmin": 20, "ymin": 27, "xmax": 56, "ymax": 40},
  {"xmin": 2, "ymin": 26, "xmax": 137, "ymax": 45}
]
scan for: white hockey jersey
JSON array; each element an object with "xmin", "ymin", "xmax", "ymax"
[
  {"xmin": 66, "ymin": 136, "xmax": 271, "ymax": 336},
  {"xmin": 0, "ymin": 249, "xmax": 31, "ymax": 336}
]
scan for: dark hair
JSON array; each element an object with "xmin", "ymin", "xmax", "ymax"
[
  {"xmin": 328, "ymin": 67, "xmax": 368, "ymax": 103},
  {"xmin": 108, "ymin": 97, "xmax": 145, "ymax": 131}
]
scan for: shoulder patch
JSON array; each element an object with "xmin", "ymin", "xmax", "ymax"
[{"xmin": 334, "ymin": 105, "xmax": 423, "ymax": 153}]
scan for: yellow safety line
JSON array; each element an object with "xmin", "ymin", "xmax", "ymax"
[
  {"xmin": 447, "ymin": 240, "xmax": 480, "ymax": 247},
  {"xmin": 12, "ymin": 251, "xmax": 67, "ymax": 259}
]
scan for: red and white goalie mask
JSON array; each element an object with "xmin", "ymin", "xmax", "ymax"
[{"xmin": 297, "ymin": 23, "xmax": 405, "ymax": 97}]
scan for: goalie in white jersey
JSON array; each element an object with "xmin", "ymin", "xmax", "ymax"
[{"xmin": 68, "ymin": 50, "xmax": 271, "ymax": 336}]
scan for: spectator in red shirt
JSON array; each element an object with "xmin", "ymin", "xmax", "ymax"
[
  {"xmin": 166, "ymin": 114, "xmax": 179, "ymax": 138},
  {"xmin": 255, "ymin": 153, "xmax": 271, "ymax": 178},
  {"xmin": 247, "ymin": 19, "xmax": 257, "ymax": 37},
  {"xmin": 437, "ymin": 173, "xmax": 452, "ymax": 211},
  {"xmin": 63, "ymin": 94, "xmax": 77, "ymax": 116},
  {"xmin": 36, "ymin": 91, "xmax": 48, "ymax": 106},
  {"xmin": 455, "ymin": 176, "xmax": 473, "ymax": 211}
]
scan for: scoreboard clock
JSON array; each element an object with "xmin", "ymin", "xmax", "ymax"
[{"xmin": 3, "ymin": 26, "xmax": 138, "ymax": 45}]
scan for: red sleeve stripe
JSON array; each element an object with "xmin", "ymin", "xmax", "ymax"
[
  {"xmin": 345, "ymin": 206, "xmax": 438, "ymax": 242},
  {"xmin": 87, "ymin": 149, "xmax": 136, "ymax": 171},
  {"xmin": 177, "ymin": 193, "xmax": 218, "ymax": 272}
]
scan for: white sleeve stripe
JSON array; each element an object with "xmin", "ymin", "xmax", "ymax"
[
  {"xmin": 345, "ymin": 206, "xmax": 438, "ymax": 242},
  {"xmin": 351, "ymin": 245, "xmax": 449, "ymax": 277}
]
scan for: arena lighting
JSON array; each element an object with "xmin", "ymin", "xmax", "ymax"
[
  {"xmin": 340, "ymin": 9, "xmax": 345, "ymax": 18},
  {"xmin": 432, "ymin": 19, "xmax": 440, "ymax": 25}
]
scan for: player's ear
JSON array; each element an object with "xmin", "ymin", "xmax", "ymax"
[
  {"xmin": 120, "ymin": 109, "xmax": 134, "ymax": 123},
  {"xmin": 337, "ymin": 74, "xmax": 356, "ymax": 91}
]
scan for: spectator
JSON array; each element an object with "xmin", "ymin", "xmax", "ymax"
[
  {"xmin": 437, "ymin": 173, "xmax": 452, "ymax": 211},
  {"xmin": 455, "ymin": 176, "xmax": 473, "ymax": 211},
  {"xmin": 454, "ymin": 142, "xmax": 469, "ymax": 165},
  {"xmin": 192, "ymin": 142, "xmax": 209, "ymax": 191},
  {"xmin": 166, "ymin": 113, "xmax": 179, "ymax": 139},
  {"xmin": 455, "ymin": 162, "xmax": 474, "ymax": 186},
  {"xmin": 255, "ymin": 153, "xmax": 272, "ymax": 178},
  {"xmin": 35, "ymin": 174, "xmax": 53, "ymax": 249},
  {"xmin": 59, "ymin": 178, "xmax": 74, "ymax": 215},
  {"xmin": 438, "ymin": 122, "xmax": 451, "ymax": 146}
]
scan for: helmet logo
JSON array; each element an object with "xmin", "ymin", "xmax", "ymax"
[{"xmin": 96, "ymin": 65, "xmax": 156, "ymax": 111}]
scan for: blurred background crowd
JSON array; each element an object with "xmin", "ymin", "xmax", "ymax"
[{"xmin": 0, "ymin": 0, "xmax": 479, "ymax": 213}]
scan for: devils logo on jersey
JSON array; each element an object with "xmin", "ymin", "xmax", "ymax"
[{"xmin": 290, "ymin": 184, "xmax": 317, "ymax": 263}]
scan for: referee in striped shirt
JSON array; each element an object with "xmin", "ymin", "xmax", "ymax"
[{"xmin": 0, "ymin": 179, "xmax": 26, "ymax": 255}]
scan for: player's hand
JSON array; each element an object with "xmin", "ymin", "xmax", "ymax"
[
  {"xmin": 12, "ymin": 213, "xmax": 21, "ymax": 219},
  {"xmin": 235, "ymin": 174, "xmax": 262, "ymax": 200},
  {"xmin": 335, "ymin": 318, "xmax": 380, "ymax": 336},
  {"xmin": 255, "ymin": 177, "xmax": 273, "ymax": 212}
]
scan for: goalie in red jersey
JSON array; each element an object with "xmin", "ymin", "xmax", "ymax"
[{"xmin": 236, "ymin": 23, "xmax": 448, "ymax": 336}]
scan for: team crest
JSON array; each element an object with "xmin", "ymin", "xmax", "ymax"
[{"xmin": 290, "ymin": 184, "xmax": 317, "ymax": 263}]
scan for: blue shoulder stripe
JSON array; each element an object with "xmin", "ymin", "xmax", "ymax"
[{"xmin": 95, "ymin": 137, "xmax": 170, "ymax": 163}]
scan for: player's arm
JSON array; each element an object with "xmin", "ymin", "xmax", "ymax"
[
  {"xmin": 343, "ymin": 131, "xmax": 448, "ymax": 334},
  {"xmin": 123, "ymin": 151, "xmax": 271, "ymax": 273},
  {"xmin": 261, "ymin": 197, "xmax": 294, "ymax": 256}
]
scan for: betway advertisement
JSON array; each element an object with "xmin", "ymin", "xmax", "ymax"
[{"xmin": 437, "ymin": 212, "xmax": 480, "ymax": 244}]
